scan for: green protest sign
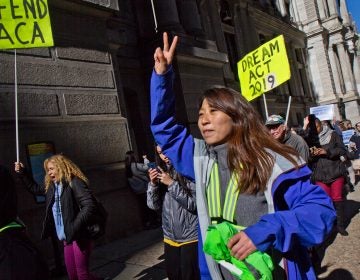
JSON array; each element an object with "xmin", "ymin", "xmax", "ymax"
[
  {"xmin": 0, "ymin": 0, "xmax": 53, "ymax": 49},
  {"xmin": 237, "ymin": 35, "xmax": 291, "ymax": 101}
]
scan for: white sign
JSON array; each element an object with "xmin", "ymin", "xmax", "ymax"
[
  {"xmin": 310, "ymin": 104, "xmax": 335, "ymax": 121},
  {"xmin": 342, "ymin": 130, "xmax": 354, "ymax": 145}
]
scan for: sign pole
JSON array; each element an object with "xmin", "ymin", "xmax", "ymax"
[
  {"xmin": 285, "ymin": 95, "xmax": 292, "ymax": 126},
  {"xmin": 14, "ymin": 49, "xmax": 19, "ymax": 162},
  {"xmin": 262, "ymin": 94, "xmax": 269, "ymax": 119},
  {"xmin": 150, "ymin": 0, "xmax": 158, "ymax": 33}
]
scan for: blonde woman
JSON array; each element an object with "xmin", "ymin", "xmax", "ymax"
[{"xmin": 15, "ymin": 154, "xmax": 102, "ymax": 280}]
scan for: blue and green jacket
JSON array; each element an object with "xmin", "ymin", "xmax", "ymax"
[{"xmin": 150, "ymin": 66, "xmax": 336, "ymax": 280}]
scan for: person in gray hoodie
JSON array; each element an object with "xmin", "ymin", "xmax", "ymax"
[{"xmin": 147, "ymin": 145, "xmax": 199, "ymax": 280}]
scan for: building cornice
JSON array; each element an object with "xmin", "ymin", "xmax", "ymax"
[{"xmin": 248, "ymin": 6, "xmax": 306, "ymax": 47}]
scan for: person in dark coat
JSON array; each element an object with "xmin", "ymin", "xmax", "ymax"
[
  {"xmin": 15, "ymin": 154, "xmax": 102, "ymax": 280},
  {"xmin": 349, "ymin": 122, "xmax": 360, "ymax": 160},
  {"xmin": 306, "ymin": 119, "xmax": 348, "ymax": 236},
  {"xmin": 0, "ymin": 164, "xmax": 49, "ymax": 280}
]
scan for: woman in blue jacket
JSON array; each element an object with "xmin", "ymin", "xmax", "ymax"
[{"xmin": 150, "ymin": 33, "xmax": 336, "ymax": 280}]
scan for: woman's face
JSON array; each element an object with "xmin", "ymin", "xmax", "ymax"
[
  {"xmin": 315, "ymin": 121, "xmax": 323, "ymax": 134},
  {"xmin": 156, "ymin": 146, "xmax": 171, "ymax": 165},
  {"xmin": 356, "ymin": 123, "xmax": 360, "ymax": 132},
  {"xmin": 46, "ymin": 161, "xmax": 59, "ymax": 183},
  {"xmin": 198, "ymin": 99, "xmax": 233, "ymax": 146}
]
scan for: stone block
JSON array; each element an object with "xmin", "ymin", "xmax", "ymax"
[
  {"xmin": 0, "ymin": 48, "xmax": 51, "ymax": 58},
  {"xmin": 56, "ymin": 48, "xmax": 111, "ymax": 64},
  {"xmin": 64, "ymin": 94, "xmax": 119, "ymax": 115},
  {"xmin": 0, "ymin": 60, "xmax": 115, "ymax": 88},
  {"xmin": 0, "ymin": 92, "xmax": 60, "ymax": 117}
]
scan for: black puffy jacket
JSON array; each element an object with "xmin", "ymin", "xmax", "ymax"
[{"xmin": 17, "ymin": 173, "xmax": 97, "ymax": 243}]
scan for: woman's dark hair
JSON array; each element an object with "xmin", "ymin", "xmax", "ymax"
[
  {"xmin": 304, "ymin": 115, "xmax": 320, "ymax": 147},
  {"xmin": 125, "ymin": 151, "xmax": 136, "ymax": 178},
  {"xmin": 154, "ymin": 145, "xmax": 192, "ymax": 195},
  {"xmin": 322, "ymin": 120, "xmax": 334, "ymax": 130},
  {"xmin": 198, "ymin": 87, "xmax": 299, "ymax": 194}
]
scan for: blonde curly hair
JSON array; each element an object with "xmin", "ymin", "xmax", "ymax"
[{"xmin": 43, "ymin": 154, "xmax": 88, "ymax": 192}]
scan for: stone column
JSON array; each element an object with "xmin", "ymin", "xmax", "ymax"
[
  {"xmin": 339, "ymin": 0, "xmax": 350, "ymax": 25},
  {"xmin": 347, "ymin": 39, "xmax": 360, "ymax": 93},
  {"xmin": 289, "ymin": 45, "xmax": 305, "ymax": 97},
  {"xmin": 134, "ymin": 0, "xmax": 183, "ymax": 37},
  {"xmin": 177, "ymin": 0, "xmax": 203, "ymax": 35},
  {"xmin": 336, "ymin": 42, "xmax": 356, "ymax": 94},
  {"xmin": 326, "ymin": 0, "xmax": 338, "ymax": 16},
  {"xmin": 275, "ymin": 0, "xmax": 287, "ymax": 17},
  {"xmin": 328, "ymin": 46, "xmax": 343, "ymax": 95},
  {"xmin": 154, "ymin": 0, "xmax": 184, "ymax": 32},
  {"xmin": 317, "ymin": 0, "xmax": 327, "ymax": 19},
  {"xmin": 353, "ymin": 55, "xmax": 360, "ymax": 93},
  {"xmin": 289, "ymin": 1, "xmax": 300, "ymax": 24},
  {"xmin": 233, "ymin": 3, "xmax": 259, "ymax": 57},
  {"xmin": 307, "ymin": 35, "xmax": 337, "ymax": 101},
  {"xmin": 206, "ymin": 0, "xmax": 228, "ymax": 53}
]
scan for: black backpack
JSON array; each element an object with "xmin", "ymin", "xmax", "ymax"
[{"xmin": 70, "ymin": 182, "xmax": 108, "ymax": 240}]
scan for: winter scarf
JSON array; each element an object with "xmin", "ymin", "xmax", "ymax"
[{"xmin": 318, "ymin": 125, "xmax": 333, "ymax": 145}]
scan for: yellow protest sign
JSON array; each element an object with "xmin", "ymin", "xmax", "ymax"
[
  {"xmin": 0, "ymin": 0, "xmax": 54, "ymax": 49},
  {"xmin": 237, "ymin": 35, "xmax": 290, "ymax": 101}
]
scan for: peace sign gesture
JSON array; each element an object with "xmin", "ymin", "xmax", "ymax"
[{"xmin": 154, "ymin": 32, "xmax": 178, "ymax": 75}]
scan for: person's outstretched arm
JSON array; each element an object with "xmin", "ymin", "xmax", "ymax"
[
  {"xmin": 150, "ymin": 32, "xmax": 195, "ymax": 181},
  {"xmin": 14, "ymin": 162, "xmax": 45, "ymax": 195}
]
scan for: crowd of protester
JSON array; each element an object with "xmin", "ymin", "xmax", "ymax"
[{"xmin": 1, "ymin": 32, "xmax": 359, "ymax": 280}]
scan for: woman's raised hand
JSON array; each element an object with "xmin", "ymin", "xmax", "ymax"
[{"xmin": 154, "ymin": 32, "xmax": 178, "ymax": 75}]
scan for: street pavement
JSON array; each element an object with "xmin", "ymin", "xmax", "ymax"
[
  {"xmin": 53, "ymin": 227, "xmax": 167, "ymax": 280},
  {"xmin": 53, "ymin": 186, "xmax": 360, "ymax": 280},
  {"xmin": 317, "ymin": 184, "xmax": 360, "ymax": 280}
]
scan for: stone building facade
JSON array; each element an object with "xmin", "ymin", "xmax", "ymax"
[
  {"xmin": 0, "ymin": 0, "xmax": 318, "ymax": 266},
  {"xmin": 290, "ymin": 0, "xmax": 360, "ymax": 122},
  {"xmin": 135, "ymin": 0, "xmax": 315, "ymax": 132},
  {"xmin": 0, "ymin": 0, "xmax": 146, "ymax": 261}
]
